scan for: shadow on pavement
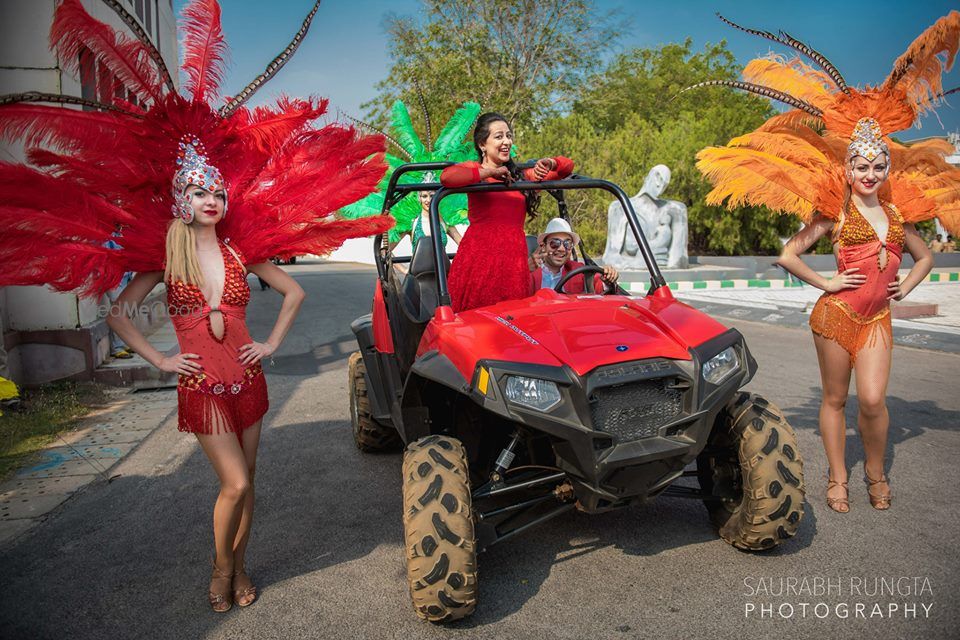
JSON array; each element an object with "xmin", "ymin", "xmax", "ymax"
[
  {"xmin": 784, "ymin": 388, "xmax": 960, "ymax": 479},
  {"xmin": 0, "ymin": 417, "xmax": 402, "ymax": 640},
  {"xmin": 452, "ymin": 472, "xmax": 816, "ymax": 627},
  {"xmin": 265, "ymin": 333, "xmax": 357, "ymax": 377}
]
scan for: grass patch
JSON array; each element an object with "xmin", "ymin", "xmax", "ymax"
[{"xmin": 0, "ymin": 382, "xmax": 109, "ymax": 479}]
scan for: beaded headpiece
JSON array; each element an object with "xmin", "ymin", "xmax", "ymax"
[
  {"xmin": 847, "ymin": 118, "xmax": 890, "ymax": 164},
  {"xmin": 171, "ymin": 137, "xmax": 226, "ymax": 224}
]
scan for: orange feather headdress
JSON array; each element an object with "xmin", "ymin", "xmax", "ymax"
[{"xmin": 687, "ymin": 12, "xmax": 960, "ymax": 235}]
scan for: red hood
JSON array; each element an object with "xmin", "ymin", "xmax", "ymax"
[{"xmin": 420, "ymin": 289, "xmax": 730, "ymax": 380}]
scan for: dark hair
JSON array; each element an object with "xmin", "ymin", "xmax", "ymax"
[{"xmin": 473, "ymin": 112, "xmax": 540, "ymax": 219}]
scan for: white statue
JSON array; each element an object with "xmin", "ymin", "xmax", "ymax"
[{"xmin": 603, "ymin": 164, "xmax": 688, "ymax": 269}]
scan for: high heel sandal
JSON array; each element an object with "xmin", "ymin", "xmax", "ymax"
[
  {"xmin": 826, "ymin": 479, "xmax": 850, "ymax": 513},
  {"xmin": 209, "ymin": 560, "xmax": 234, "ymax": 613},
  {"xmin": 865, "ymin": 473, "xmax": 891, "ymax": 510},
  {"xmin": 233, "ymin": 566, "xmax": 258, "ymax": 608}
]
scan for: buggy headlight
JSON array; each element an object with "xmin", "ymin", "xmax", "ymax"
[
  {"xmin": 504, "ymin": 376, "xmax": 561, "ymax": 412},
  {"xmin": 703, "ymin": 346, "xmax": 740, "ymax": 385}
]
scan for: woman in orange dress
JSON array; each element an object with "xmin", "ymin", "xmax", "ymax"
[
  {"xmin": 690, "ymin": 12, "xmax": 959, "ymax": 514},
  {"xmin": 778, "ymin": 127, "xmax": 932, "ymax": 513}
]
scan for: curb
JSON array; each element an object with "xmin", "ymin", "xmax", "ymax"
[
  {"xmin": 928, "ymin": 272, "xmax": 960, "ymax": 283},
  {"xmin": 625, "ymin": 272, "xmax": 960, "ymax": 293},
  {"xmin": 626, "ymin": 278, "xmax": 805, "ymax": 293}
]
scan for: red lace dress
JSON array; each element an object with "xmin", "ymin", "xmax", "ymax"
[
  {"xmin": 809, "ymin": 201, "xmax": 905, "ymax": 363},
  {"xmin": 167, "ymin": 241, "xmax": 268, "ymax": 434},
  {"xmin": 442, "ymin": 158, "xmax": 574, "ymax": 312}
]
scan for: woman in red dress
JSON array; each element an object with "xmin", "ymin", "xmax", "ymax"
[
  {"xmin": 0, "ymin": 0, "xmax": 393, "ymax": 614},
  {"xmin": 441, "ymin": 113, "xmax": 573, "ymax": 311},
  {"xmin": 107, "ymin": 142, "xmax": 305, "ymax": 611}
]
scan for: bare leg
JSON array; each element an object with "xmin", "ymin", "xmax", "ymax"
[
  {"xmin": 853, "ymin": 336, "xmax": 893, "ymax": 505},
  {"xmin": 813, "ymin": 333, "xmax": 853, "ymax": 511},
  {"xmin": 195, "ymin": 424, "xmax": 251, "ymax": 607},
  {"xmin": 232, "ymin": 420, "xmax": 263, "ymax": 605}
]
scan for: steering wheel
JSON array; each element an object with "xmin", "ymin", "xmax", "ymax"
[{"xmin": 554, "ymin": 265, "xmax": 611, "ymax": 295}]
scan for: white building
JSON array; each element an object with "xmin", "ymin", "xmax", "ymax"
[{"xmin": 0, "ymin": 0, "xmax": 177, "ymax": 385}]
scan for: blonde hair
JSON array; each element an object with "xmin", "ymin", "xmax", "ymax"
[{"xmin": 164, "ymin": 220, "xmax": 204, "ymax": 285}]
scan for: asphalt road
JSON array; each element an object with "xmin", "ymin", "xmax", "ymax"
[{"xmin": 2, "ymin": 263, "xmax": 959, "ymax": 640}]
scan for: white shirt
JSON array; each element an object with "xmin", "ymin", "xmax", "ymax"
[{"xmin": 540, "ymin": 266, "xmax": 564, "ymax": 290}]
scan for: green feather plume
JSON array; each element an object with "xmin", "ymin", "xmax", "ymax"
[
  {"xmin": 433, "ymin": 102, "xmax": 481, "ymax": 156},
  {"xmin": 390, "ymin": 101, "xmax": 426, "ymax": 159},
  {"xmin": 341, "ymin": 100, "xmax": 481, "ymax": 238}
]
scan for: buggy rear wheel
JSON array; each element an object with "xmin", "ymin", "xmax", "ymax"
[
  {"xmin": 698, "ymin": 392, "xmax": 805, "ymax": 551},
  {"xmin": 348, "ymin": 352, "xmax": 400, "ymax": 452},
  {"xmin": 402, "ymin": 435, "xmax": 478, "ymax": 622}
]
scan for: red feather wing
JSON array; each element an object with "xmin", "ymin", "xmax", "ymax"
[
  {"xmin": 51, "ymin": 0, "xmax": 164, "ymax": 105},
  {"xmin": 0, "ymin": 103, "xmax": 142, "ymax": 152},
  {"xmin": 180, "ymin": 0, "xmax": 228, "ymax": 104},
  {"xmin": 229, "ymin": 96, "xmax": 330, "ymax": 154},
  {"xmin": 0, "ymin": 163, "xmax": 137, "ymax": 296},
  {"xmin": 221, "ymin": 125, "xmax": 394, "ymax": 264}
]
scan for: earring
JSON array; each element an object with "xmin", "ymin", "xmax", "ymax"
[{"xmin": 173, "ymin": 194, "xmax": 194, "ymax": 224}]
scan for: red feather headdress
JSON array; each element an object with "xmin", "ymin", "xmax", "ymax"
[
  {"xmin": 687, "ymin": 12, "xmax": 960, "ymax": 234},
  {"xmin": 0, "ymin": 0, "xmax": 393, "ymax": 297}
]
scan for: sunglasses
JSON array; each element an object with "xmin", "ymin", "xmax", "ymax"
[{"xmin": 547, "ymin": 238, "xmax": 574, "ymax": 250}]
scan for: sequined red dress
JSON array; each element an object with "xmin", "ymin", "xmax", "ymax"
[
  {"xmin": 441, "ymin": 158, "xmax": 574, "ymax": 312},
  {"xmin": 809, "ymin": 201, "xmax": 905, "ymax": 363},
  {"xmin": 167, "ymin": 241, "xmax": 268, "ymax": 434}
]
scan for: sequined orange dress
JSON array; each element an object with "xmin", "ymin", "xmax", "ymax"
[
  {"xmin": 167, "ymin": 241, "xmax": 268, "ymax": 434},
  {"xmin": 809, "ymin": 201, "xmax": 905, "ymax": 363}
]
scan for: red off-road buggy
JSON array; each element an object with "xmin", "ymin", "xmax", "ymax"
[{"xmin": 349, "ymin": 162, "xmax": 805, "ymax": 622}]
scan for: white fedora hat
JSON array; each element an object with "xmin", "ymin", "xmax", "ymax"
[{"xmin": 537, "ymin": 217, "xmax": 580, "ymax": 246}]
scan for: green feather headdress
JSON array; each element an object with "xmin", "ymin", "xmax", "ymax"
[{"xmin": 342, "ymin": 99, "xmax": 481, "ymax": 242}]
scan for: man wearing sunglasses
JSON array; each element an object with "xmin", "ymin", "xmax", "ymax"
[{"xmin": 530, "ymin": 218, "xmax": 619, "ymax": 293}]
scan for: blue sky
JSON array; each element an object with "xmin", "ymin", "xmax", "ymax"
[{"xmin": 174, "ymin": 0, "xmax": 960, "ymax": 140}]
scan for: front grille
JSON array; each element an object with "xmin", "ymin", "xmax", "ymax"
[{"xmin": 589, "ymin": 379, "xmax": 683, "ymax": 443}]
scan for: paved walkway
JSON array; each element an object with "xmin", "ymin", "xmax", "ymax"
[{"xmin": 0, "ymin": 387, "xmax": 176, "ymax": 546}]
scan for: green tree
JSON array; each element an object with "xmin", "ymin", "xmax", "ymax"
[
  {"xmin": 525, "ymin": 40, "xmax": 800, "ymax": 256},
  {"xmin": 363, "ymin": 0, "xmax": 619, "ymax": 135}
]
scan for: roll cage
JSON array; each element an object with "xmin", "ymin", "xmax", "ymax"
[{"xmin": 371, "ymin": 161, "xmax": 668, "ymax": 302}]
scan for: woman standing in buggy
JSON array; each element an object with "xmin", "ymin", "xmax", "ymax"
[{"xmin": 441, "ymin": 113, "xmax": 574, "ymax": 312}]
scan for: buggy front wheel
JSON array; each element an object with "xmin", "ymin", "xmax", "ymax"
[
  {"xmin": 697, "ymin": 392, "xmax": 805, "ymax": 551},
  {"xmin": 401, "ymin": 435, "xmax": 478, "ymax": 622}
]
